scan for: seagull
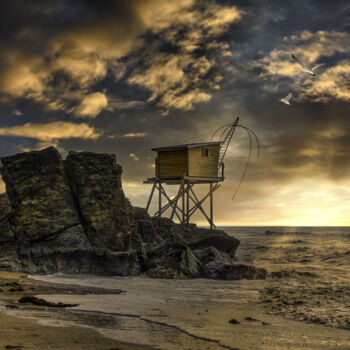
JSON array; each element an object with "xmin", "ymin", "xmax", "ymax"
[
  {"xmin": 279, "ymin": 92, "xmax": 292, "ymax": 105},
  {"xmin": 291, "ymin": 54, "xmax": 325, "ymax": 76}
]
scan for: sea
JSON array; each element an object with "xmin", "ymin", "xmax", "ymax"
[{"xmin": 6, "ymin": 226, "xmax": 350, "ymax": 349}]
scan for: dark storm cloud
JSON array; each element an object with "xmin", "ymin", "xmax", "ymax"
[{"xmin": 0, "ymin": 0, "xmax": 349, "ymax": 224}]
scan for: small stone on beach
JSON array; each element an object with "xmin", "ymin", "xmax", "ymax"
[
  {"xmin": 244, "ymin": 317, "xmax": 259, "ymax": 321},
  {"xmin": 229, "ymin": 318, "xmax": 240, "ymax": 324}
]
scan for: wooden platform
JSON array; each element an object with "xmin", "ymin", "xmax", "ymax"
[{"xmin": 144, "ymin": 176, "xmax": 224, "ymax": 185}]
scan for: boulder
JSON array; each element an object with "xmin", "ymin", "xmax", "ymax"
[
  {"xmin": 193, "ymin": 246, "xmax": 266, "ymax": 280},
  {"xmin": 180, "ymin": 227, "xmax": 240, "ymax": 256},
  {"xmin": 204, "ymin": 261, "xmax": 267, "ymax": 280},
  {"xmin": 193, "ymin": 246, "xmax": 232, "ymax": 266},
  {"xmin": 146, "ymin": 242, "xmax": 201, "ymax": 279}
]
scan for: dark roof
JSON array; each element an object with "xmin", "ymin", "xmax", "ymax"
[{"xmin": 151, "ymin": 142, "xmax": 222, "ymax": 151}]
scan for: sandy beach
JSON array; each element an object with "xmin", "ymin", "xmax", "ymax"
[
  {"xmin": 0, "ymin": 271, "xmax": 349, "ymax": 350},
  {"xmin": 0, "ymin": 272, "xmax": 154, "ymax": 350}
]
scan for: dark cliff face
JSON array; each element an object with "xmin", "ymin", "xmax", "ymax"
[
  {"xmin": 0, "ymin": 193, "xmax": 20, "ymax": 271},
  {"xmin": 0, "ymin": 147, "xmax": 139, "ymax": 275},
  {"xmin": 65, "ymin": 151, "xmax": 130, "ymax": 253},
  {"xmin": 0, "ymin": 147, "xmax": 92, "ymax": 273},
  {"xmin": 0, "ymin": 147, "xmax": 266, "ymax": 280}
]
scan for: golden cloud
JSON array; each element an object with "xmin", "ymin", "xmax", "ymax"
[
  {"xmin": 137, "ymin": 0, "xmax": 195, "ymax": 31},
  {"xmin": 0, "ymin": 1, "xmax": 243, "ymax": 115},
  {"xmin": 123, "ymin": 133, "xmax": 147, "ymax": 138},
  {"xmin": 128, "ymin": 53, "xmax": 214, "ymax": 112},
  {"xmin": 0, "ymin": 121, "xmax": 100, "ymax": 141},
  {"xmin": 299, "ymin": 60, "xmax": 350, "ymax": 102},
  {"xmin": 52, "ymin": 49, "xmax": 107, "ymax": 89},
  {"xmin": 75, "ymin": 92, "xmax": 108, "ymax": 118},
  {"xmin": 127, "ymin": 2, "xmax": 243, "ymax": 113},
  {"xmin": 0, "ymin": 52, "xmax": 48, "ymax": 100},
  {"xmin": 253, "ymin": 30, "xmax": 350, "ymax": 102}
]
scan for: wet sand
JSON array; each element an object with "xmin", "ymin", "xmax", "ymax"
[
  {"xmin": 0, "ymin": 272, "xmax": 154, "ymax": 350},
  {"xmin": 1, "ymin": 271, "xmax": 350, "ymax": 349}
]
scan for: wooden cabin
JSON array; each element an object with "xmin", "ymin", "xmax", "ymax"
[{"xmin": 152, "ymin": 142, "xmax": 222, "ymax": 179}]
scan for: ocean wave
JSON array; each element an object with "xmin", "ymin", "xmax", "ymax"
[{"xmin": 264, "ymin": 230, "xmax": 313, "ymax": 236}]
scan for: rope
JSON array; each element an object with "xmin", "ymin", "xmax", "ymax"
[
  {"xmin": 210, "ymin": 122, "xmax": 260, "ymax": 201},
  {"xmin": 231, "ymin": 127, "xmax": 253, "ymax": 200}
]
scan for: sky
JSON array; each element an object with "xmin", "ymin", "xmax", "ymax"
[{"xmin": 0, "ymin": 0, "xmax": 350, "ymax": 226}]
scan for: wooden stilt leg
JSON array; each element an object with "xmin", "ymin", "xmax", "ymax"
[
  {"xmin": 158, "ymin": 181, "xmax": 162, "ymax": 217},
  {"xmin": 171, "ymin": 178, "xmax": 184, "ymax": 223},
  {"xmin": 186, "ymin": 182, "xmax": 190, "ymax": 227},
  {"xmin": 189, "ymin": 184, "xmax": 220, "ymax": 216},
  {"xmin": 182, "ymin": 181, "xmax": 185, "ymax": 225},
  {"xmin": 210, "ymin": 182, "xmax": 213, "ymax": 229},
  {"xmin": 146, "ymin": 182, "xmax": 156, "ymax": 213},
  {"xmin": 188, "ymin": 187, "xmax": 216, "ymax": 229}
]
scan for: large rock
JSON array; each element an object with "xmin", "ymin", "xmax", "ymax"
[
  {"xmin": 146, "ymin": 242, "xmax": 201, "ymax": 279},
  {"xmin": 0, "ymin": 193, "xmax": 21, "ymax": 271},
  {"xmin": 204, "ymin": 262, "xmax": 267, "ymax": 280},
  {"xmin": 146, "ymin": 218, "xmax": 265, "ymax": 280},
  {"xmin": 0, "ymin": 146, "xmax": 265, "ymax": 280},
  {"xmin": 65, "ymin": 151, "xmax": 139, "ymax": 252},
  {"xmin": 65, "ymin": 150, "xmax": 143, "ymax": 272},
  {"xmin": 193, "ymin": 246, "xmax": 232, "ymax": 266},
  {"xmin": 192, "ymin": 246, "xmax": 267, "ymax": 280},
  {"xmin": 0, "ymin": 147, "xmax": 140, "ymax": 275},
  {"xmin": 0, "ymin": 147, "xmax": 92, "ymax": 273},
  {"xmin": 180, "ymin": 227, "xmax": 240, "ymax": 256}
]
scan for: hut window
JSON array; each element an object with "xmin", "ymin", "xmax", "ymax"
[{"xmin": 202, "ymin": 148, "xmax": 208, "ymax": 157}]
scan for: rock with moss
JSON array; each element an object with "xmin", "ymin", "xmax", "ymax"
[
  {"xmin": 0, "ymin": 193, "xmax": 21, "ymax": 271},
  {"xmin": 146, "ymin": 218, "xmax": 265, "ymax": 280},
  {"xmin": 65, "ymin": 151, "xmax": 130, "ymax": 252},
  {"xmin": 0, "ymin": 147, "xmax": 92, "ymax": 273},
  {"xmin": 0, "ymin": 147, "xmax": 141, "ymax": 274},
  {"xmin": 146, "ymin": 242, "xmax": 201, "ymax": 279}
]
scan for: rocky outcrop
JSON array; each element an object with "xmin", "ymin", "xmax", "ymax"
[
  {"xmin": 0, "ymin": 147, "xmax": 266, "ymax": 280},
  {"xmin": 0, "ymin": 147, "xmax": 92, "ymax": 273},
  {"xmin": 134, "ymin": 210, "xmax": 266, "ymax": 280},
  {"xmin": 64, "ymin": 151, "xmax": 143, "ymax": 274},
  {"xmin": 0, "ymin": 194, "xmax": 21, "ymax": 271},
  {"xmin": 0, "ymin": 147, "xmax": 138, "ymax": 275}
]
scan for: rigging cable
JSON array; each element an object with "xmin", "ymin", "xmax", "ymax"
[
  {"xmin": 231, "ymin": 126, "xmax": 253, "ymax": 200},
  {"xmin": 211, "ymin": 122, "xmax": 260, "ymax": 200}
]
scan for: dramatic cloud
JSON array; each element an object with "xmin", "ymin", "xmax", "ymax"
[
  {"xmin": 253, "ymin": 30, "xmax": 350, "ymax": 102},
  {"xmin": 0, "ymin": 122, "xmax": 100, "ymax": 141},
  {"xmin": 0, "ymin": 1, "xmax": 349, "ymax": 225},
  {"xmin": 127, "ymin": 3, "xmax": 243, "ymax": 114},
  {"xmin": 0, "ymin": 0, "xmax": 243, "ymax": 116},
  {"xmin": 75, "ymin": 92, "xmax": 108, "ymax": 118}
]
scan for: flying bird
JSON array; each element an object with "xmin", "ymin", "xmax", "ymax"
[
  {"xmin": 291, "ymin": 54, "xmax": 325, "ymax": 76},
  {"xmin": 279, "ymin": 92, "xmax": 292, "ymax": 105}
]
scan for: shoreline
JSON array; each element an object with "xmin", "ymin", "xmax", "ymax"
[
  {"xmin": 0, "ymin": 271, "xmax": 349, "ymax": 349},
  {"xmin": 0, "ymin": 271, "xmax": 155, "ymax": 350}
]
